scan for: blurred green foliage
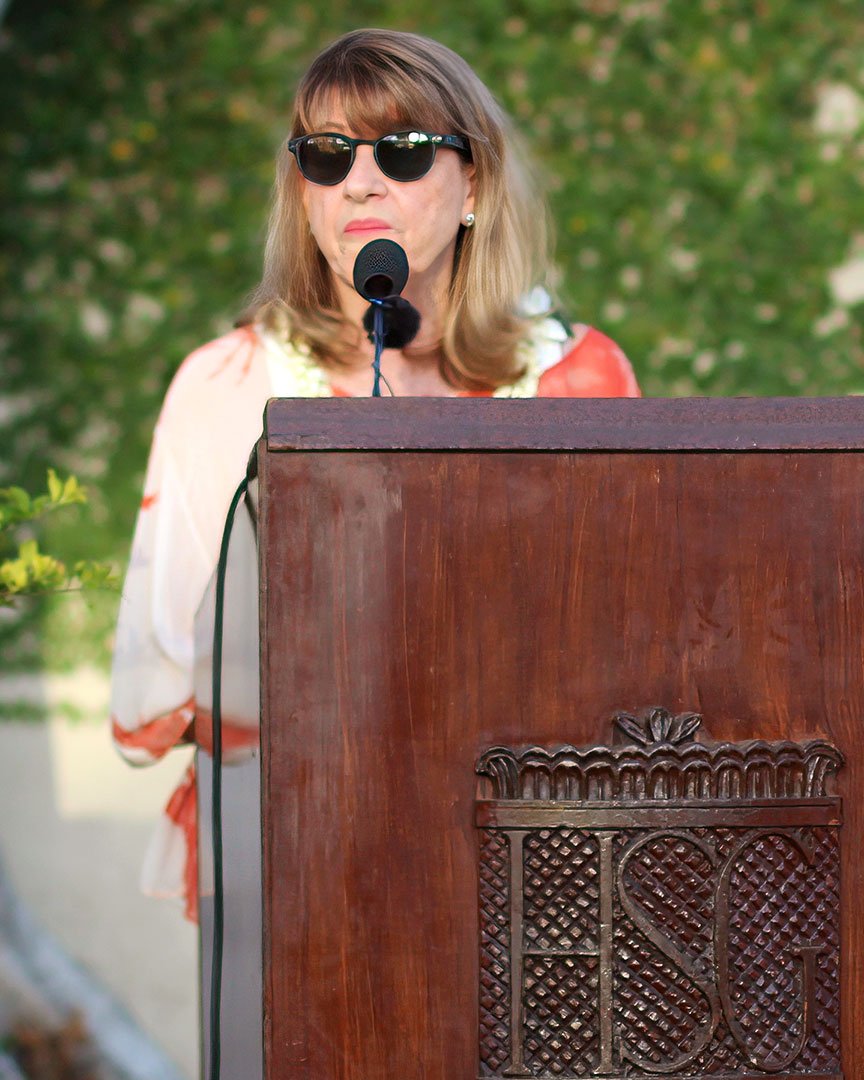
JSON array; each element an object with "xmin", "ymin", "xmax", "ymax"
[
  {"xmin": 1, "ymin": 0, "xmax": 863, "ymax": 668},
  {"xmin": 0, "ymin": 471, "xmax": 118, "ymax": 605}
]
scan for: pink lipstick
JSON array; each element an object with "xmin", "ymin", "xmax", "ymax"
[{"xmin": 344, "ymin": 218, "xmax": 392, "ymax": 234}]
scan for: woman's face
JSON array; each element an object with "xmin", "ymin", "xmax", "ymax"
[{"xmin": 299, "ymin": 107, "xmax": 475, "ymax": 313}]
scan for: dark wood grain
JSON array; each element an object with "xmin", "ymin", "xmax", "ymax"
[
  {"xmin": 265, "ymin": 396, "xmax": 864, "ymax": 452},
  {"xmin": 259, "ymin": 409, "xmax": 864, "ymax": 1079}
]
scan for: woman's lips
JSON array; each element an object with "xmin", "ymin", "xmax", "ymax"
[{"xmin": 344, "ymin": 219, "xmax": 392, "ymax": 233}]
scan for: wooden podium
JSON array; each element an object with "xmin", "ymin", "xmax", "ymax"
[{"xmin": 207, "ymin": 398, "xmax": 864, "ymax": 1080}]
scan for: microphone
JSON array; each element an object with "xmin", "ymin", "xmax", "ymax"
[
  {"xmin": 352, "ymin": 239, "xmax": 421, "ymax": 358},
  {"xmin": 353, "ymin": 238, "xmax": 409, "ymax": 300}
]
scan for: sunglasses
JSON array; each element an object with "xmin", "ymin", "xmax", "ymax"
[{"xmin": 287, "ymin": 130, "xmax": 471, "ymax": 186}]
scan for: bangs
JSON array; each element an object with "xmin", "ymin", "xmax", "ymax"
[{"xmin": 296, "ymin": 66, "xmax": 460, "ymax": 139}]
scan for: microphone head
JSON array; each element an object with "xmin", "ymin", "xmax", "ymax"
[{"xmin": 353, "ymin": 239, "xmax": 409, "ymax": 301}]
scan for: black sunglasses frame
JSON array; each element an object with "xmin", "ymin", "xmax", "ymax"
[{"xmin": 286, "ymin": 131, "xmax": 471, "ymax": 186}]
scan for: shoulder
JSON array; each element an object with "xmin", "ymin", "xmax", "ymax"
[
  {"xmin": 536, "ymin": 323, "xmax": 640, "ymax": 398},
  {"xmin": 151, "ymin": 325, "xmax": 274, "ymax": 490},
  {"xmin": 160, "ymin": 325, "xmax": 269, "ymax": 422}
]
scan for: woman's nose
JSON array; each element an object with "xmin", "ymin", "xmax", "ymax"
[{"xmin": 343, "ymin": 145, "xmax": 387, "ymax": 199}]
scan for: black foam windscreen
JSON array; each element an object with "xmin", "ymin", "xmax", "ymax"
[
  {"xmin": 362, "ymin": 296, "xmax": 421, "ymax": 350},
  {"xmin": 353, "ymin": 239, "xmax": 409, "ymax": 301}
]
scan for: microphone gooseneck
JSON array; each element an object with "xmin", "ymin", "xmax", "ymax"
[{"xmin": 352, "ymin": 239, "xmax": 421, "ymax": 395}]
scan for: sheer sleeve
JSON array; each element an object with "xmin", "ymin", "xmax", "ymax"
[
  {"xmin": 110, "ymin": 326, "xmax": 270, "ymax": 765},
  {"xmin": 109, "ymin": 328, "xmax": 270, "ymax": 918},
  {"xmin": 110, "ymin": 420, "xmax": 213, "ymax": 764}
]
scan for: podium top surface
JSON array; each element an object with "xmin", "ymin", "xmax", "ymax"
[{"xmin": 264, "ymin": 396, "xmax": 864, "ymax": 452}]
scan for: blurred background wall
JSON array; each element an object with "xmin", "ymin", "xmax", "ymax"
[{"xmin": 0, "ymin": 0, "xmax": 862, "ymax": 1076}]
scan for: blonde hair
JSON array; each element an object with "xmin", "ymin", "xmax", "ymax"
[{"xmin": 245, "ymin": 28, "xmax": 552, "ymax": 390}]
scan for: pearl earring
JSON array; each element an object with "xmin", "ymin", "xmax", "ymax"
[{"xmin": 464, "ymin": 212, "xmax": 476, "ymax": 227}]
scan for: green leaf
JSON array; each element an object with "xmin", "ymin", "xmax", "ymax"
[
  {"xmin": 1, "ymin": 487, "xmax": 31, "ymax": 518},
  {"xmin": 74, "ymin": 560, "xmax": 120, "ymax": 590},
  {"xmin": 18, "ymin": 538, "xmax": 38, "ymax": 562},
  {"xmin": 47, "ymin": 468, "xmax": 63, "ymax": 502},
  {"xmin": 60, "ymin": 473, "xmax": 87, "ymax": 506},
  {"xmin": 0, "ymin": 558, "xmax": 29, "ymax": 595}
]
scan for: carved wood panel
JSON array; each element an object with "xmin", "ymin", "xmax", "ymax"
[
  {"xmin": 260, "ymin": 439, "xmax": 864, "ymax": 1079},
  {"xmin": 476, "ymin": 709, "xmax": 844, "ymax": 1080}
]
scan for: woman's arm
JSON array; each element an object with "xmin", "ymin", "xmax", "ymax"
[
  {"xmin": 110, "ymin": 327, "xmax": 269, "ymax": 765},
  {"xmin": 110, "ymin": 422, "xmax": 212, "ymax": 764}
]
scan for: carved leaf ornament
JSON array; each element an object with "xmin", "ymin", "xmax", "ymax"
[
  {"xmin": 475, "ymin": 708, "xmax": 844, "ymax": 1079},
  {"xmin": 615, "ymin": 707, "xmax": 702, "ymax": 747}
]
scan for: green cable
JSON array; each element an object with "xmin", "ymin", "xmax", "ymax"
[{"xmin": 209, "ymin": 475, "xmax": 249, "ymax": 1080}]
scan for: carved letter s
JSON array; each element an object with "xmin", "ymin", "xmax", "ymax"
[{"xmin": 617, "ymin": 832, "xmax": 721, "ymax": 1074}]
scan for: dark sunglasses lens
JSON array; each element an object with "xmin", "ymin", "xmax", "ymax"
[
  {"xmin": 297, "ymin": 135, "xmax": 352, "ymax": 184},
  {"xmin": 376, "ymin": 135, "xmax": 436, "ymax": 181}
]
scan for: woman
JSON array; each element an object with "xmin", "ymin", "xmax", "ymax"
[{"xmin": 110, "ymin": 28, "xmax": 640, "ymax": 919}]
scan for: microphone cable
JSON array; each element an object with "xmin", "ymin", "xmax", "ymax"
[{"xmin": 208, "ymin": 473, "xmax": 250, "ymax": 1080}]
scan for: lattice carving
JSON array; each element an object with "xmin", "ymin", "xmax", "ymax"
[
  {"xmin": 479, "ymin": 830, "xmax": 510, "ymax": 1073},
  {"xmin": 523, "ymin": 829, "xmax": 599, "ymax": 953},
  {"xmin": 523, "ymin": 956, "xmax": 599, "ymax": 1076},
  {"xmin": 475, "ymin": 708, "xmax": 844, "ymax": 1079}
]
